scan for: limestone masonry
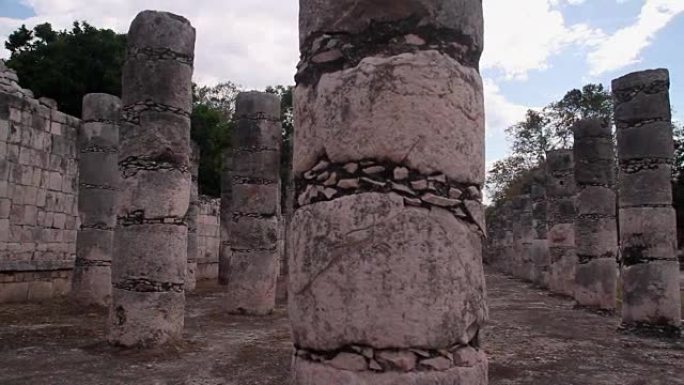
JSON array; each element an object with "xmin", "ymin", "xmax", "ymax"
[
  {"xmin": 72, "ymin": 93, "xmax": 121, "ymax": 307},
  {"xmin": 613, "ymin": 69, "xmax": 682, "ymax": 334},
  {"xmin": 108, "ymin": 10, "xmax": 196, "ymax": 347},
  {"xmin": 224, "ymin": 91, "xmax": 282, "ymax": 315},
  {"xmin": 290, "ymin": 0, "xmax": 489, "ymax": 383},
  {"xmin": 0, "ymin": 62, "xmax": 80, "ymax": 303},
  {"xmin": 545, "ymin": 149, "xmax": 577, "ymax": 297},
  {"xmin": 572, "ymin": 119, "xmax": 618, "ymax": 311}
]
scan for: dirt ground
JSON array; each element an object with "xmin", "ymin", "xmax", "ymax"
[{"xmin": 0, "ymin": 269, "xmax": 682, "ymax": 385}]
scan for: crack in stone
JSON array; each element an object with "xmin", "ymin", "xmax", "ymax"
[
  {"xmin": 75, "ymin": 259, "xmax": 112, "ymax": 267},
  {"xmin": 126, "ymin": 46, "xmax": 194, "ymax": 65},
  {"xmin": 80, "ymin": 145, "xmax": 119, "ymax": 154},
  {"xmin": 114, "ymin": 278, "xmax": 184, "ymax": 293},
  {"xmin": 122, "ymin": 100, "xmax": 191, "ymax": 124},
  {"xmin": 118, "ymin": 211, "xmax": 187, "ymax": 227},
  {"xmin": 294, "ymin": 340, "xmax": 483, "ymax": 373},
  {"xmin": 297, "ymin": 16, "xmax": 481, "ymax": 86},
  {"xmin": 79, "ymin": 183, "xmax": 118, "ymax": 191},
  {"xmin": 294, "ymin": 157, "xmax": 483, "ymax": 229}
]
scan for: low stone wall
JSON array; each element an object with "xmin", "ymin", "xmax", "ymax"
[
  {"xmin": 0, "ymin": 63, "xmax": 81, "ymax": 303},
  {"xmin": 197, "ymin": 196, "xmax": 220, "ymax": 280}
]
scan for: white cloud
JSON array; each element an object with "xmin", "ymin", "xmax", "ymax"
[
  {"xmin": 587, "ymin": 0, "xmax": 684, "ymax": 76},
  {"xmin": 483, "ymin": 78, "xmax": 530, "ymax": 139},
  {"xmin": 482, "ymin": 0, "xmax": 604, "ymax": 80},
  {"xmin": 0, "ymin": 0, "xmax": 300, "ymax": 89}
]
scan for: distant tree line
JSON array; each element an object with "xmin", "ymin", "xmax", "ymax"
[{"xmin": 4, "ymin": 22, "xmax": 294, "ymax": 199}]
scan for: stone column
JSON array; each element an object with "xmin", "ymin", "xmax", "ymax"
[
  {"xmin": 186, "ymin": 142, "xmax": 200, "ymax": 292},
  {"xmin": 545, "ymin": 149, "xmax": 576, "ymax": 296},
  {"xmin": 530, "ymin": 169, "xmax": 550, "ymax": 288},
  {"xmin": 72, "ymin": 93, "xmax": 120, "ymax": 307},
  {"xmin": 572, "ymin": 119, "xmax": 618, "ymax": 311},
  {"xmin": 108, "ymin": 11, "xmax": 195, "ymax": 347},
  {"xmin": 218, "ymin": 149, "xmax": 232, "ymax": 286},
  {"xmin": 224, "ymin": 91, "xmax": 282, "ymax": 315},
  {"xmin": 613, "ymin": 69, "xmax": 681, "ymax": 333},
  {"xmin": 290, "ymin": 1, "xmax": 488, "ymax": 383},
  {"xmin": 512, "ymin": 194, "xmax": 535, "ymax": 281},
  {"xmin": 500, "ymin": 201, "xmax": 516, "ymax": 275}
]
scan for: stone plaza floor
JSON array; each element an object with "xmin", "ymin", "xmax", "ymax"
[{"xmin": 0, "ymin": 268, "xmax": 682, "ymax": 385}]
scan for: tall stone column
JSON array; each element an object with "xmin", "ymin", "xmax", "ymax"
[
  {"xmin": 613, "ymin": 69, "xmax": 681, "ymax": 333},
  {"xmin": 545, "ymin": 149, "xmax": 576, "ymax": 296},
  {"xmin": 72, "ymin": 93, "xmax": 121, "ymax": 307},
  {"xmin": 108, "ymin": 11, "xmax": 195, "ymax": 347},
  {"xmin": 224, "ymin": 91, "xmax": 282, "ymax": 315},
  {"xmin": 290, "ymin": 1, "xmax": 488, "ymax": 383},
  {"xmin": 572, "ymin": 119, "xmax": 618, "ymax": 311},
  {"xmin": 512, "ymin": 194, "xmax": 534, "ymax": 281},
  {"xmin": 218, "ymin": 149, "xmax": 232, "ymax": 286},
  {"xmin": 186, "ymin": 142, "xmax": 200, "ymax": 292},
  {"xmin": 530, "ymin": 169, "xmax": 550, "ymax": 287}
]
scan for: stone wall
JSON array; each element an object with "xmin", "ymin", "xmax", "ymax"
[
  {"xmin": 0, "ymin": 62, "xmax": 81, "ymax": 303},
  {"xmin": 196, "ymin": 196, "xmax": 220, "ymax": 280}
]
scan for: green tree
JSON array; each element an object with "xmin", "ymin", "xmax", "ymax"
[
  {"xmin": 5, "ymin": 22, "xmax": 126, "ymax": 116},
  {"xmin": 191, "ymin": 82, "xmax": 239, "ymax": 197},
  {"xmin": 486, "ymin": 83, "xmax": 613, "ymax": 204}
]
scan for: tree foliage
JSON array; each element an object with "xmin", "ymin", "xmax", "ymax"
[
  {"xmin": 5, "ymin": 22, "xmax": 126, "ymax": 116},
  {"xmin": 487, "ymin": 84, "xmax": 612, "ymax": 204}
]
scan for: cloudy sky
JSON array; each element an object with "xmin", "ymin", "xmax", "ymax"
[{"xmin": 1, "ymin": 0, "xmax": 683, "ymax": 171}]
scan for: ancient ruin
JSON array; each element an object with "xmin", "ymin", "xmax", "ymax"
[
  {"xmin": 572, "ymin": 119, "xmax": 618, "ymax": 311},
  {"xmin": 0, "ymin": 63, "xmax": 80, "ymax": 303},
  {"xmin": 1, "ymin": 3, "xmax": 683, "ymax": 385},
  {"xmin": 218, "ymin": 149, "xmax": 232, "ymax": 285},
  {"xmin": 71, "ymin": 93, "xmax": 120, "ymax": 306},
  {"xmin": 108, "ymin": 11, "xmax": 196, "ymax": 347},
  {"xmin": 530, "ymin": 169, "xmax": 550, "ymax": 287},
  {"xmin": 545, "ymin": 149, "xmax": 577, "ymax": 296},
  {"xmin": 289, "ymin": 0, "xmax": 488, "ymax": 383},
  {"xmin": 613, "ymin": 69, "xmax": 682, "ymax": 333},
  {"xmin": 224, "ymin": 91, "xmax": 282, "ymax": 315},
  {"xmin": 186, "ymin": 142, "xmax": 200, "ymax": 292}
]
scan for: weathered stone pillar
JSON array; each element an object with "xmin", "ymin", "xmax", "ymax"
[
  {"xmin": 224, "ymin": 91, "xmax": 282, "ymax": 315},
  {"xmin": 572, "ymin": 119, "xmax": 618, "ymax": 311},
  {"xmin": 545, "ymin": 149, "xmax": 576, "ymax": 296},
  {"xmin": 290, "ymin": 1, "xmax": 488, "ymax": 383},
  {"xmin": 186, "ymin": 142, "xmax": 200, "ymax": 292},
  {"xmin": 613, "ymin": 69, "xmax": 681, "ymax": 333},
  {"xmin": 512, "ymin": 194, "xmax": 535, "ymax": 281},
  {"xmin": 218, "ymin": 149, "xmax": 232, "ymax": 286},
  {"xmin": 500, "ymin": 201, "xmax": 516, "ymax": 275},
  {"xmin": 108, "ymin": 11, "xmax": 195, "ymax": 347},
  {"xmin": 72, "ymin": 93, "xmax": 120, "ymax": 307},
  {"xmin": 530, "ymin": 169, "xmax": 550, "ymax": 288}
]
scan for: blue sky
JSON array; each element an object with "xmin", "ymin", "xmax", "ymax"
[{"xmin": 0, "ymin": 0, "xmax": 682, "ymax": 174}]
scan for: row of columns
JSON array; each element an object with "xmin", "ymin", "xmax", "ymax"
[
  {"xmin": 487, "ymin": 68, "xmax": 681, "ymax": 334},
  {"xmin": 70, "ymin": 10, "xmax": 287, "ymax": 346}
]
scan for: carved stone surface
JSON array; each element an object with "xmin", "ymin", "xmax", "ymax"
[
  {"xmin": 291, "ymin": 1, "xmax": 487, "ymax": 382},
  {"xmin": 545, "ymin": 149, "xmax": 576, "ymax": 297},
  {"xmin": 572, "ymin": 119, "xmax": 617, "ymax": 311},
  {"xmin": 613, "ymin": 69, "xmax": 681, "ymax": 333},
  {"xmin": 72, "ymin": 93, "xmax": 120, "ymax": 307},
  {"xmin": 185, "ymin": 142, "xmax": 200, "ymax": 291},
  {"xmin": 224, "ymin": 92, "xmax": 282, "ymax": 315},
  {"xmin": 108, "ymin": 10, "xmax": 195, "ymax": 347}
]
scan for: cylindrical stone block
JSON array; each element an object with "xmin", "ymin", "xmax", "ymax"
[
  {"xmin": 545, "ymin": 149, "xmax": 577, "ymax": 297},
  {"xmin": 572, "ymin": 119, "xmax": 618, "ymax": 311},
  {"xmin": 218, "ymin": 149, "xmax": 232, "ymax": 286},
  {"xmin": 186, "ymin": 142, "xmax": 200, "ymax": 292},
  {"xmin": 72, "ymin": 93, "xmax": 121, "ymax": 307},
  {"xmin": 613, "ymin": 69, "xmax": 681, "ymax": 333},
  {"xmin": 108, "ymin": 10, "xmax": 195, "ymax": 348},
  {"xmin": 511, "ymin": 194, "xmax": 535, "ymax": 281},
  {"xmin": 223, "ymin": 92, "xmax": 282, "ymax": 315},
  {"xmin": 290, "ymin": 1, "xmax": 488, "ymax": 382},
  {"xmin": 530, "ymin": 168, "xmax": 550, "ymax": 288}
]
